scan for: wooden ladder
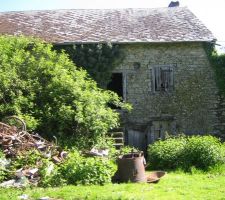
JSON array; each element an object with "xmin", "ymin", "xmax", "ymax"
[{"xmin": 108, "ymin": 127, "xmax": 124, "ymax": 149}]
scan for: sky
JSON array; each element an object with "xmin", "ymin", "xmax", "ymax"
[{"xmin": 0, "ymin": 0, "xmax": 225, "ymax": 51}]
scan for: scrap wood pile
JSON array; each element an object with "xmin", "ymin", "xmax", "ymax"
[
  {"xmin": 0, "ymin": 121, "xmax": 66, "ymax": 161},
  {"xmin": 0, "ymin": 118, "xmax": 67, "ymax": 187}
]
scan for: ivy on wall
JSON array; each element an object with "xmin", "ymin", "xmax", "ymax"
[
  {"xmin": 204, "ymin": 43, "xmax": 225, "ymax": 96},
  {"xmin": 54, "ymin": 43, "xmax": 124, "ymax": 88}
]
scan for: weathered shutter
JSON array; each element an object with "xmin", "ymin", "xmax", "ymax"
[
  {"xmin": 154, "ymin": 67, "xmax": 161, "ymax": 91},
  {"xmin": 161, "ymin": 68, "xmax": 168, "ymax": 91},
  {"xmin": 168, "ymin": 66, "xmax": 174, "ymax": 91},
  {"xmin": 165, "ymin": 69, "xmax": 170, "ymax": 91},
  {"xmin": 152, "ymin": 65, "xmax": 174, "ymax": 92},
  {"xmin": 162, "ymin": 65, "xmax": 174, "ymax": 91}
]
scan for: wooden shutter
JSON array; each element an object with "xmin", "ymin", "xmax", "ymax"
[
  {"xmin": 154, "ymin": 67, "xmax": 161, "ymax": 91},
  {"xmin": 152, "ymin": 65, "xmax": 174, "ymax": 92},
  {"xmin": 168, "ymin": 66, "xmax": 174, "ymax": 91}
]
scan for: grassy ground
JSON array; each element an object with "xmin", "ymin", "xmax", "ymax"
[{"xmin": 0, "ymin": 171, "xmax": 225, "ymax": 200}]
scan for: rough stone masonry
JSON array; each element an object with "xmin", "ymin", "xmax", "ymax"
[{"xmin": 113, "ymin": 42, "xmax": 225, "ymax": 150}]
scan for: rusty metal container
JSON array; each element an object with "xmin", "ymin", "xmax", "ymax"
[{"xmin": 117, "ymin": 152, "xmax": 147, "ymax": 183}]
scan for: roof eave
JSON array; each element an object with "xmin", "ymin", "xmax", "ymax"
[{"xmin": 53, "ymin": 39, "xmax": 217, "ymax": 46}]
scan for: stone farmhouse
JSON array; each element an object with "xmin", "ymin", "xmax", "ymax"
[{"xmin": 0, "ymin": 6, "xmax": 224, "ymax": 150}]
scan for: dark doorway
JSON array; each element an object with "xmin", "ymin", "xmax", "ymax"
[{"xmin": 107, "ymin": 73, "xmax": 123, "ymax": 98}]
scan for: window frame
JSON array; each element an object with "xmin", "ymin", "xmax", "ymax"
[{"xmin": 152, "ymin": 64, "xmax": 174, "ymax": 93}]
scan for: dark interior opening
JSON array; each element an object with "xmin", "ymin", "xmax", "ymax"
[{"xmin": 107, "ymin": 73, "xmax": 123, "ymax": 98}]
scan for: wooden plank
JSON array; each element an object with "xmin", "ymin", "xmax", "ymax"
[
  {"xmin": 107, "ymin": 130, "xmax": 124, "ymax": 149},
  {"xmin": 169, "ymin": 66, "xmax": 174, "ymax": 90},
  {"xmin": 152, "ymin": 68, "xmax": 155, "ymax": 92},
  {"xmin": 110, "ymin": 132, "xmax": 124, "ymax": 136},
  {"xmin": 127, "ymin": 129, "xmax": 146, "ymax": 151}
]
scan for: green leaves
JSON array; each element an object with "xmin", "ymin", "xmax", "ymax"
[
  {"xmin": 148, "ymin": 136, "xmax": 187, "ymax": 170},
  {"xmin": 148, "ymin": 135, "xmax": 225, "ymax": 171},
  {"xmin": 204, "ymin": 43, "xmax": 225, "ymax": 96},
  {"xmin": 0, "ymin": 35, "xmax": 130, "ymax": 142},
  {"xmin": 184, "ymin": 136, "xmax": 225, "ymax": 170},
  {"xmin": 58, "ymin": 150, "xmax": 117, "ymax": 185},
  {"xmin": 54, "ymin": 43, "xmax": 124, "ymax": 88}
]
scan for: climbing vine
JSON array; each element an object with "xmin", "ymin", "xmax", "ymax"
[
  {"xmin": 204, "ymin": 42, "xmax": 225, "ymax": 96},
  {"xmin": 54, "ymin": 43, "xmax": 124, "ymax": 88}
]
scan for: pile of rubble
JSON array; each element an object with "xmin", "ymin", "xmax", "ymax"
[
  {"xmin": 0, "ymin": 118, "xmax": 67, "ymax": 187},
  {"xmin": 1, "ymin": 122, "xmax": 54, "ymax": 156}
]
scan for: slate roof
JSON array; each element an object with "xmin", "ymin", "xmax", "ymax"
[{"xmin": 0, "ymin": 7, "xmax": 215, "ymax": 44}]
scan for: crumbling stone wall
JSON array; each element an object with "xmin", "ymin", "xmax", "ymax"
[{"xmin": 114, "ymin": 42, "xmax": 224, "ymax": 147}]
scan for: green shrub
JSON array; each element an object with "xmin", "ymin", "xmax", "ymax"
[
  {"xmin": 10, "ymin": 150, "xmax": 42, "ymax": 169},
  {"xmin": 148, "ymin": 136, "xmax": 187, "ymax": 170},
  {"xmin": 8, "ymin": 149, "xmax": 57, "ymax": 184},
  {"xmin": 38, "ymin": 158, "xmax": 65, "ymax": 187},
  {"xmin": 148, "ymin": 135, "xmax": 225, "ymax": 171},
  {"xmin": 184, "ymin": 136, "xmax": 224, "ymax": 170},
  {"xmin": 0, "ymin": 148, "xmax": 117, "ymax": 186},
  {"xmin": 0, "ymin": 150, "xmax": 8, "ymax": 182},
  {"xmin": 109, "ymin": 145, "xmax": 140, "ymax": 161},
  {"xmin": 4, "ymin": 149, "xmax": 64, "ymax": 187},
  {"xmin": 59, "ymin": 150, "xmax": 117, "ymax": 185},
  {"xmin": 0, "ymin": 35, "xmax": 131, "ymax": 143}
]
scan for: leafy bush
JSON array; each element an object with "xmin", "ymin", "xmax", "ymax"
[
  {"xmin": 0, "ymin": 150, "xmax": 8, "ymax": 182},
  {"xmin": 184, "ymin": 136, "xmax": 225, "ymax": 170},
  {"xmin": 0, "ymin": 148, "xmax": 117, "ymax": 186},
  {"xmin": 148, "ymin": 136, "xmax": 186, "ymax": 169},
  {"xmin": 0, "ymin": 35, "xmax": 130, "ymax": 143},
  {"xmin": 148, "ymin": 135, "xmax": 225, "ymax": 171},
  {"xmin": 38, "ymin": 158, "xmax": 65, "ymax": 187},
  {"xmin": 7, "ymin": 150, "xmax": 56, "ymax": 182},
  {"xmin": 109, "ymin": 145, "xmax": 140, "ymax": 161},
  {"xmin": 10, "ymin": 150, "xmax": 42, "ymax": 169},
  {"xmin": 0, "ymin": 149, "xmax": 64, "ymax": 187},
  {"xmin": 59, "ymin": 150, "xmax": 117, "ymax": 185},
  {"xmin": 39, "ymin": 149, "xmax": 117, "ymax": 187}
]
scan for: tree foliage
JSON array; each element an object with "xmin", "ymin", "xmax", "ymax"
[
  {"xmin": 54, "ymin": 43, "xmax": 123, "ymax": 88},
  {"xmin": 0, "ymin": 36, "xmax": 130, "ymax": 142}
]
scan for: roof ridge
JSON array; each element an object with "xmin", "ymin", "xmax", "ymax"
[{"xmin": 0, "ymin": 6, "xmax": 187, "ymax": 14}]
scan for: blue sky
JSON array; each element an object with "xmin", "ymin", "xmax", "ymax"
[{"xmin": 0, "ymin": 0, "xmax": 225, "ymax": 49}]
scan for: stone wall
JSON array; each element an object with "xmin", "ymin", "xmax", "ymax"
[{"xmin": 113, "ymin": 42, "xmax": 224, "ymax": 148}]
